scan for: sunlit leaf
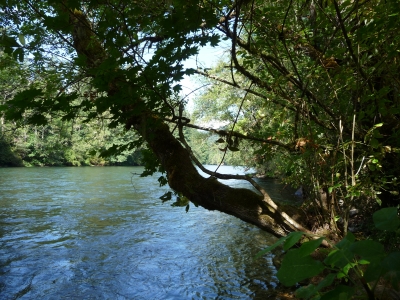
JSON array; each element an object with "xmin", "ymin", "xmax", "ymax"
[{"xmin": 18, "ymin": 34, "xmax": 26, "ymax": 46}]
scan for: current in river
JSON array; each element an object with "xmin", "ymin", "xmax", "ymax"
[{"xmin": 0, "ymin": 166, "xmax": 297, "ymax": 299}]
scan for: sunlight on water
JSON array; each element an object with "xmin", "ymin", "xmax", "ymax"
[{"xmin": 0, "ymin": 167, "xmax": 286, "ymax": 299}]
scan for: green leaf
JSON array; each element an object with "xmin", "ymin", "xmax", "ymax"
[
  {"xmin": 18, "ymin": 34, "xmax": 26, "ymax": 46},
  {"xmin": 209, "ymin": 34, "xmax": 220, "ymax": 47},
  {"xmin": 364, "ymin": 261, "xmax": 384, "ymax": 282},
  {"xmin": 316, "ymin": 273, "xmax": 337, "ymax": 291},
  {"xmin": 380, "ymin": 252, "xmax": 400, "ymax": 289},
  {"xmin": 172, "ymin": 84, "xmax": 181, "ymax": 93},
  {"xmin": 159, "ymin": 191, "xmax": 172, "ymax": 202},
  {"xmin": 295, "ymin": 284, "xmax": 318, "ymax": 299},
  {"xmin": 277, "ymin": 249, "xmax": 325, "ymax": 286},
  {"xmin": 324, "ymin": 249, "xmax": 354, "ymax": 269},
  {"xmin": 328, "ymin": 183, "xmax": 341, "ymax": 193},
  {"xmin": 157, "ymin": 176, "xmax": 168, "ymax": 186},
  {"xmin": 373, "ymin": 207, "xmax": 400, "ymax": 232},
  {"xmin": 7, "ymin": 88, "xmax": 43, "ymax": 114},
  {"xmin": 358, "ymin": 259, "xmax": 370, "ymax": 265},
  {"xmin": 297, "ymin": 237, "xmax": 325, "ymax": 257},
  {"xmin": 324, "ymin": 233, "xmax": 355, "ymax": 268},
  {"xmin": 336, "ymin": 232, "xmax": 356, "ymax": 248},
  {"xmin": 0, "ymin": 35, "xmax": 20, "ymax": 48},
  {"xmin": 295, "ymin": 273, "xmax": 336, "ymax": 299},
  {"xmin": 283, "ymin": 231, "xmax": 305, "ymax": 251},
  {"xmin": 350, "ymin": 240, "xmax": 385, "ymax": 262},
  {"xmin": 337, "ymin": 262, "xmax": 356, "ymax": 279},
  {"xmin": 12, "ymin": 47, "xmax": 24, "ymax": 62},
  {"xmin": 28, "ymin": 114, "xmax": 47, "ymax": 125},
  {"xmin": 370, "ymin": 138, "xmax": 380, "ymax": 148},
  {"xmin": 320, "ymin": 285, "xmax": 354, "ymax": 300},
  {"xmin": 171, "ymin": 196, "xmax": 190, "ymax": 207},
  {"xmin": 254, "ymin": 235, "xmax": 290, "ymax": 260}
]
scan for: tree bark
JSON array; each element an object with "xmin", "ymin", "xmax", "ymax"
[
  {"xmin": 64, "ymin": 4, "xmax": 316, "ymax": 240},
  {"xmin": 132, "ymin": 115, "xmax": 308, "ymax": 237}
]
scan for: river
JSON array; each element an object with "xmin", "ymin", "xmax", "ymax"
[{"xmin": 0, "ymin": 166, "xmax": 297, "ymax": 299}]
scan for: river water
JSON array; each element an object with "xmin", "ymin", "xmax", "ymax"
[{"xmin": 0, "ymin": 166, "xmax": 296, "ymax": 299}]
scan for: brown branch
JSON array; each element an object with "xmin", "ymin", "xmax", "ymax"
[
  {"xmin": 175, "ymin": 103, "xmax": 328, "ymax": 244},
  {"xmin": 23, "ymin": 0, "xmax": 75, "ymax": 50},
  {"xmin": 58, "ymin": 0, "xmax": 327, "ymax": 240},
  {"xmin": 194, "ymin": 60, "xmax": 335, "ymax": 132},
  {"xmin": 165, "ymin": 117, "xmax": 294, "ymax": 151},
  {"xmin": 193, "ymin": 69, "xmax": 296, "ymax": 112},
  {"xmin": 217, "ymin": 17, "xmax": 337, "ymax": 124}
]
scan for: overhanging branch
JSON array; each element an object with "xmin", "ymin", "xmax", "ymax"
[{"xmin": 165, "ymin": 117, "xmax": 294, "ymax": 151}]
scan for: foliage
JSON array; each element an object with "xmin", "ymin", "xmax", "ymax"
[
  {"xmin": 255, "ymin": 207, "xmax": 400, "ymax": 299},
  {"xmin": 0, "ymin": 51, "xmax": 144, "ymax": 167},
  {"xmin": 185, "ymin": 124, "xmax": 249, "ymax": 166},
  {"xmin": 0, "ymin": 0, "xmax": 219, "ymax": 169},
  {"xmin": 187, "ymin": 0, "xmax": 400, "ymax": 236},
  {"xmin": 0, "ymin": 136, "xmax": 23, "ymax": 166},
  {"xmin": 0, "ymin": 0, "xmax": 399, "ymax": 239}
]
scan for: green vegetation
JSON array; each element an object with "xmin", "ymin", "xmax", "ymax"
[
  {"xmin": 0, "ymin": 55, "xmax": 143, "ymax": 166},
  {"xmin": 256, "ymin": 207, "xmax": 400, "ymax": 298},
  {"xmin": 1, "ymin": 0, "xmax": 399, "ymax": 297}
]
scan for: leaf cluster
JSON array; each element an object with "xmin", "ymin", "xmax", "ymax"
[{"xmin": 255, "ymin": 207, "xmax": 400, "ymax": 299}]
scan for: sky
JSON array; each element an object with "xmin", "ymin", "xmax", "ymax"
[{"xmin": 179, "ymin": 43, "xmax": 229, "ymax": 109}]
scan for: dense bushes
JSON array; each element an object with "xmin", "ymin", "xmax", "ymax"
[{"xmin": 0, "ymin": 137, "xmax": 23, "ymax": 167}]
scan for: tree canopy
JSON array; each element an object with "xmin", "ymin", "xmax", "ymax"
[{"xmin": 1, "ymin": 0, "xmax": 399, "ymax": 242}]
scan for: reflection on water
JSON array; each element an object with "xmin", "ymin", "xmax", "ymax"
[{"xmin": 0, "ymin": 166, "xmax": 286, "ymax": 299}]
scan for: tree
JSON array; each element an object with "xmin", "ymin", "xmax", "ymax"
[
  {"xmin": 1, "ymin": 0, "xmax": 399, "ymax": 240},
  {"xmin": 191, "ymin": 0, "xmax": 400, "ymax": 237},
  {"xmin": 0, "ymin": 51, "xmax": 142, "ymax": 167}
]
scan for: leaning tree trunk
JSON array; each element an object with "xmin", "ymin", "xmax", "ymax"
[
  {"xmin": 131, "ymin": 115, "xmax": 308, "ymax": 237},
  {"xmin": 65, "ymin": 4, "xmax": 316, "ymax": 240}
]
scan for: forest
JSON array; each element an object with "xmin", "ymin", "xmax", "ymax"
[{"xmin": 1, "ymin": 0, "xmax": 400, "ymax": 298}]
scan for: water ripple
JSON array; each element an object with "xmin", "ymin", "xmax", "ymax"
[{"xmin": 0, "ymin": 167, "xmax": 280, "ymax": 299}]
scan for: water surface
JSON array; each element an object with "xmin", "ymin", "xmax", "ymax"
[{"xmin": 0, "ymin": 166, "xmax": 289, "ymax": 299}]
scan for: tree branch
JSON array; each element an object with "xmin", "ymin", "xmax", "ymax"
[
  {"xmin": 333, "ymin": 0, "xmax": 373, "ymax": 91},
  {"xmin": 165, "ymin": 117, "xmax": 294, "ymax": 151}
]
